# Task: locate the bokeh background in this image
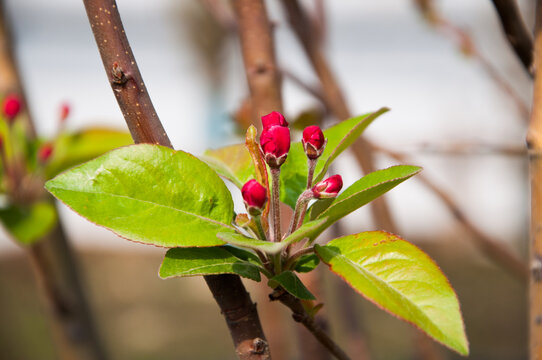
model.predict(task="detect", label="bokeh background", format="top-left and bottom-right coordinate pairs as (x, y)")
top-left (0, 0), bottom-right (532, 359)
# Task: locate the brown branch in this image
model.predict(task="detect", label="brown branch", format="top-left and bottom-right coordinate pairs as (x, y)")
top-left (271, 291), bottom-right (350, 360)
top-left (490, 0), bottom-right (534, 77)
top-left (82, 1), bottom-right (269, 359)
top-left (231, 0), bottom-right (283, 126)
top-left (376, 145), bottom-right (528, 281)
top-left (528, 2), bottom-right (542, 357)
top-left (28, 222), bottom-right (108, 360)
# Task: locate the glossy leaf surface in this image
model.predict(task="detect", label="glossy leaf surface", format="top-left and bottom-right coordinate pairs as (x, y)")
top-left (315, 231), bottom-right (468, 355)
top-left (269, 271), bottom-right (315, 300)
top-left (217, 232), bottom-right (284, 254)
top-left (46, 144), bottom-right (235, 247)
top-left (160, 247), bottom-right (261, 281)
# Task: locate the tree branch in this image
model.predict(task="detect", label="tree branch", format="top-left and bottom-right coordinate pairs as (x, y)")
top-left (376, 145), bottom-right (528, 281)
top-left (490, 0), bottom-right (534, 77)
top-left (271, 291), bottom-right (350, 360)
top-left (528, 2), bottom-right (542, 357)
top-left (82, 1), bottom-right (269, 358)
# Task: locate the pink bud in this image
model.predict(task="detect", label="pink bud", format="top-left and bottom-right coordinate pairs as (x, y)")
top-left (261, 111), bottom-right (288, 130)
top-left (242, 179), bottom-right (267, 216)
top-left (38, 143), bottom-right (54, 163)
top-left (260, 125), bottom-right (290, 168)
top-left (59, 102), bottom-right (70, 122)
top-left (312, 175), bottom-right (343, 199)
top-left (2, 94), bottom-right (22, 122)
top-left (302, 125), bottom-right (326, 159)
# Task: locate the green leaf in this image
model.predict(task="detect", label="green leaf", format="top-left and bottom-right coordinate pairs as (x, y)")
top-left (217, 232), bottom-right (285, 254)
top-left (202, 144), bottom-right (256, 188)
top-left (0, 202), bottom-right (57, 245)
top-left (45, 128), bottom-right (133, 179)
top-left (294, 254), bottom-right (320, 273)
top-left (280, 108), bottom-right (388, 208)
top-left (315, 231), bottom-right (468, 355)
top-left (160, 247), bottom-right (261, 281)
top-left (309, 165), bottom-right (421, 240)
top-left (282, 218), bottom-right (328, 245)
top-left (222, 245), bottom-right (262, 266)
top-left (313, 107), bottom-right (389, 183)
top-left (45, 144), bottom-right (235, 248)
top-left (268, 271), bottom-right (315, 300)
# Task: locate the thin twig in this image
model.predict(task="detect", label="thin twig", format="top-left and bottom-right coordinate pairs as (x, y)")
top-left (376, 144), bottom-right (528, 281)
top-left (528, 2), bottom-right (542, 357)
top-left (82, 1), bottom-right (269, 358)
top-left (490, 0), bottom-right (534, 77)
top-left (271, 291), bottom-right (350, 360)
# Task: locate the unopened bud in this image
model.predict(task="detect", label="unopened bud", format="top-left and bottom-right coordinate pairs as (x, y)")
top-left (262, 111), bottom-right (288, 130)
top-left (38, 143), bottom-right (54, 163)
top-left (242, 179), bottom-right (267, 216)
top-left (59, 102), bottom-right (70, 123)
top-left (302, 125), bottom-right (326, 159)
top-left (312, 175), bottom-right (343, 199)
top-left (2, 94), bottom-right (22, 122)
top-left (260, 125), bottom-right (290, 168)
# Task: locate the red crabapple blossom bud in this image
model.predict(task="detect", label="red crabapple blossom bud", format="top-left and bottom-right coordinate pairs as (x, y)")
top-left (2, 94), bottom-right (22, 122)
top-left (261, 111), bottom-right (288, 130)
top-left (242, 179), bottom-right (267, 216)
top-left (59, 102), bottom-right (70, 123)
top-left (302, 125), bottom-right (326, 159)
top-left (312, 175), bottom-right (343, 199)
top-left (38, 143), bottom-right (54, 163)
top-left (260, 125), bottom-right (290, 168)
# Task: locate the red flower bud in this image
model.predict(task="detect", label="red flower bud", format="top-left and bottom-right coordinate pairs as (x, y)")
top-left (312, 175), bottom-right (343, 199)
top-left (261, 111), bottom-right (288, 130)
top-left (2, 94), bottom-right (22, 122)
top-left (38, 143), bottom-right (54, 163)
top-left (260, 125), bottom-right (290, 168)
top-left (59, 102), bottom-right (70, 123)
top-left (302, 125), bottom-right (326, 159)
top-left (242, 179), bottom-right (267, 216)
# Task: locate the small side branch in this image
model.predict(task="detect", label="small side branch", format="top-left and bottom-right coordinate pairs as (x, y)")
top-left (271, 291), bottom-right (350, 360)
top-left (490, 0), bottom-right (534, 77)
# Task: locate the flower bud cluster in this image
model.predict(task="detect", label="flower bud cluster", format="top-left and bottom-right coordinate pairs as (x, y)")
top-left (241, 111), bottom-right (344, 218)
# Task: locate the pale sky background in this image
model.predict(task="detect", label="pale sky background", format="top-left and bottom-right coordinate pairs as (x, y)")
top-left (0, 0), bottom-right (533, 255)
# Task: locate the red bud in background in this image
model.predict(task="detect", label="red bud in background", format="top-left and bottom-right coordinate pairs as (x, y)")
top-left (261, 111), bottom-right (288, 130)
top-left (38, 143), bottom-right (54, 163)
top-left (312, 175), bottom-right (343, 199)
top-left (242, 179), bottom-right (267, 216)
top-left (302, 125), bottom-right (326, 159)
top-left (260, 125), bottom-right (290, 168)
top-left (59, 102), bottom-right (70, 123)
top-left (2, 94), bottom-right (22, 122)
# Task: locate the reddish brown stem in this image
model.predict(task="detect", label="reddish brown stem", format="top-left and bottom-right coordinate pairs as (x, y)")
top-left (490, 0), bottom-right (534, 77)
top-left (231, 0), bottom-right (283, 127)
top-left (529, 2), bottom-right (542, 357)
top-left (82, 1), bottom-right (269, 358)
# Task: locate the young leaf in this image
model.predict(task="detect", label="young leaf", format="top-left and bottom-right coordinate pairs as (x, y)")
top-left (45, 128), bottom-right (133, 179)
top-left (201, 144), bottom-right (255, 188)
top-left (282, 218), bottom-right (328, 245)
top-left (268, 271), bottom-right (316, 300)
top-left (46, 144), bottom-right (236, 248)
top-left (294, 254), bottom-right (320, 273)
top-left (315, 231), bottom-right (468, 355)
top-left (309, 165), bottom-right (421, 240)
top-left (280, 108), bottom-right (388, 208)
top-left (312, 107), bottom-right (389, 184)
top-left (160, 247), bottom-right (261, 282)
top-left (0, 202), bottom-right (57, 245)
top-left (217, 232), bottom-right (285, 254)
top-left (222, 244), bottom-right (262, 266)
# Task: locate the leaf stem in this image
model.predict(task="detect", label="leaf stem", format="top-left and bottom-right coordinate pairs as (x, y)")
top-left (284, 246), bottom-right (314, 271)
top-left (270, 167), bottom-right (281, 242)
top-left (307, 157), bottom-right (317, 188)
top-left (287, 189), bottom-right (313, 236)
top-left (254, 215), bottom-right (267, 240)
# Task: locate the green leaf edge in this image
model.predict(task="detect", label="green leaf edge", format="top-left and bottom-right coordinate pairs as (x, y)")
top-left (268, 271), bottom-right (316, 300)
